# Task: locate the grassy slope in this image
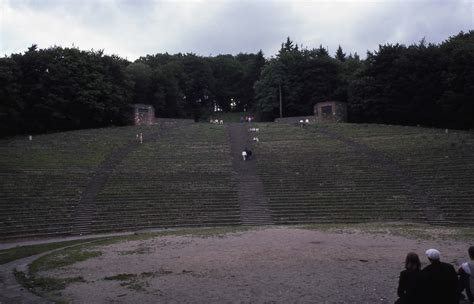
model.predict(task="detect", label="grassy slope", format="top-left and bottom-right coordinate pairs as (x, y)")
top-left (1, 122), bottom-right (473, 240)
top-left (254, 122), bottom-right (474, 224)
top-left (0, 125), bottom-right (150, 238)
top-left (324, 123), bottom-right (474, 223)
top-left (92, 123), bottom-right (240, 232)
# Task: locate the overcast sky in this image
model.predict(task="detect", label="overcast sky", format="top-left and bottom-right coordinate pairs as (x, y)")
top-left (1, 0), bottom-right (472, 60)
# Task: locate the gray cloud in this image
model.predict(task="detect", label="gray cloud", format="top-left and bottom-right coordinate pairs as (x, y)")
top-left (348, 0), bottom-right (473, 55)
top-left (1, 0), bottom-right (472, 60)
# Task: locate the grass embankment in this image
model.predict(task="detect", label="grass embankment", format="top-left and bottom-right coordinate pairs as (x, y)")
top-left (301, 222), bottom-right (474, 242)
top-left (2, 226), bottom-right (250, 265)
top-left (8, 238), bottom-right (106, 303)
top-left (0, 239), bottom-right (98, 265)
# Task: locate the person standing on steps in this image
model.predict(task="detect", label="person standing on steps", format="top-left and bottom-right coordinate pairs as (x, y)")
top-left (242, 149), bottom-right (247, 161)
top-left (244, 148), bottom-right (252, 160)
top-left (136, 133), bottom-right (143, 143)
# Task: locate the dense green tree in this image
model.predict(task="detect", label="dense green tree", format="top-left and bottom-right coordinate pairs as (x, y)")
top-left (235, 51), bottom-right (266, 111)
top-left (126, 62), bottom-right (153, 105)
top-left (180, 54), bottom-right (215, 121)
top-left (1, 46), bottom-right (132, 135)
top-left (335, 45), bottom-right (346, 62)
top-left (254, 59), bottom-right (286, 119)
top-left (150, 62), bottom-right (186, 118)
top-left (0, 57), bottom-right (23, 136)
top-left (133, 52), bottom-right (264, 119)
top-left (346, 31), bottom-right (474, 128)
top-left (255, 38), bottom-right (344, 119)
top-left (210, 55), bottom-right (244, 112)
top-left (437, 31), bottom-right (474, 128)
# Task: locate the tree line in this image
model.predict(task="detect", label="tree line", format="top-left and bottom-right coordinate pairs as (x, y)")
top-left (255, 32), bottom-right (473, 129)
top-left (0, 46), bottom-right (265, 137)
top-left (0, 31), bottom-right (472, 137)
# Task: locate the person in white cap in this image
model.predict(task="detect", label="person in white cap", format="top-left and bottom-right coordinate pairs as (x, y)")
top-left (420, 248), bottom-right (459, 304)
top-left (458, 246), bottom-right (474, 303)
top-left (426, 248), bottom-right (441, 260)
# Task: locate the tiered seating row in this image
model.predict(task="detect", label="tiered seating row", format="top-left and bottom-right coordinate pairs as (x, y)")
top-left (254, 123), bottom-right (427, 224)
top-left (90, 124), bottom-right (241, 233)
top-left (0, 126), bottom-right (146, 239)
top-left (314, 123), bottom-right (474, 225)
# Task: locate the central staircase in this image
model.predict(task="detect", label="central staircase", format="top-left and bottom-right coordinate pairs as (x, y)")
top-left (227, 123), bottom-right (273, 226)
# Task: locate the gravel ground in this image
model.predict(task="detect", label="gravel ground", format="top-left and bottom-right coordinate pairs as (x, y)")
top-left (42, 227), bottom-right (470, 304)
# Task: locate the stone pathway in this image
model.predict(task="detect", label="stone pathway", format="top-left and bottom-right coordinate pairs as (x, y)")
top-left (227, 123), bottom-right (273, 225)
top-left (73, 141), bottom-right (142, 235)
top-left (0, 255), bottom-right (51, 304)
top-left (73, 124), bottom-right (173, 235)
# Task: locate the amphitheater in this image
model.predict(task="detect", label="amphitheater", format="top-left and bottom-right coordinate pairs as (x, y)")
top-left (1, 120), bottom-right (473, 303)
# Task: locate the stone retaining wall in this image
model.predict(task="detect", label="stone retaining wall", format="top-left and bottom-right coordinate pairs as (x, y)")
top-left (274, 116), bottom-right (316, 124)
top-left (154, 118), bottom-right (195, 124)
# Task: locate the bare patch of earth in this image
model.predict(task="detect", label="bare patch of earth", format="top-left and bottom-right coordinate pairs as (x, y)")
top-left (40, 227), bottom-right (470, 304)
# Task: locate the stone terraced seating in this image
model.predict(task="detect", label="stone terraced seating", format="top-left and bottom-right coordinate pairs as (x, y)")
top-left (0, 126), bottom-right (144, 240)
top-left (2, 120), bottom-right (471, 240)
top-left (254, 123), bottom-right (428, 225)
top-left (90, 123), bottom-right (241, 233)
top-left (322, 123), bottom-right (474, 225)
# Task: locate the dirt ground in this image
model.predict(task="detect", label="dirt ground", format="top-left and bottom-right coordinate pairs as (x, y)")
top-left (42, 227), bottom-right (471, 304)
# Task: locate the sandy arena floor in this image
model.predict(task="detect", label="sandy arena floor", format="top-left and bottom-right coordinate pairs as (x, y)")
top-left (41, 227), bottom-right (471, 304)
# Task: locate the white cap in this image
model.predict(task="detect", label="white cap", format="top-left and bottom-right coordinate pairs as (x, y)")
top-left (425, 249), bottom-right (440, 260)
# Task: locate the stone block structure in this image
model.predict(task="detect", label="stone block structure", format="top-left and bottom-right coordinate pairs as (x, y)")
top-left (134, 104), bottom-right (155, 125)
top-left (314, 101), bottom-right (347, 123)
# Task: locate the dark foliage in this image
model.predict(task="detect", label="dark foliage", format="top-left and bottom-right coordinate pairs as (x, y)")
top-left (0, 46), bottom-right (132, 136)
top-left (348, 32), bottom-right (474, 128)
top-left (254, 38), bottom-right (349, 119)
top-left (0, 47), bottom-right (265, 135)
top-left (255, 32), bottom-right (474, 129)
top-left (134, 52), bottom-right (265, 121)
top-left (1, 31), bottom-right (472, 136)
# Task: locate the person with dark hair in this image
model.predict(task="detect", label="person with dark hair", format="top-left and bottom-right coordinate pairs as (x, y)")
top-left (396, 252), bottom-right (422, 304)
top-left (420, 248), bottom-right (459, 304)
top-left (458, 246), bottom-right (474, 303)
